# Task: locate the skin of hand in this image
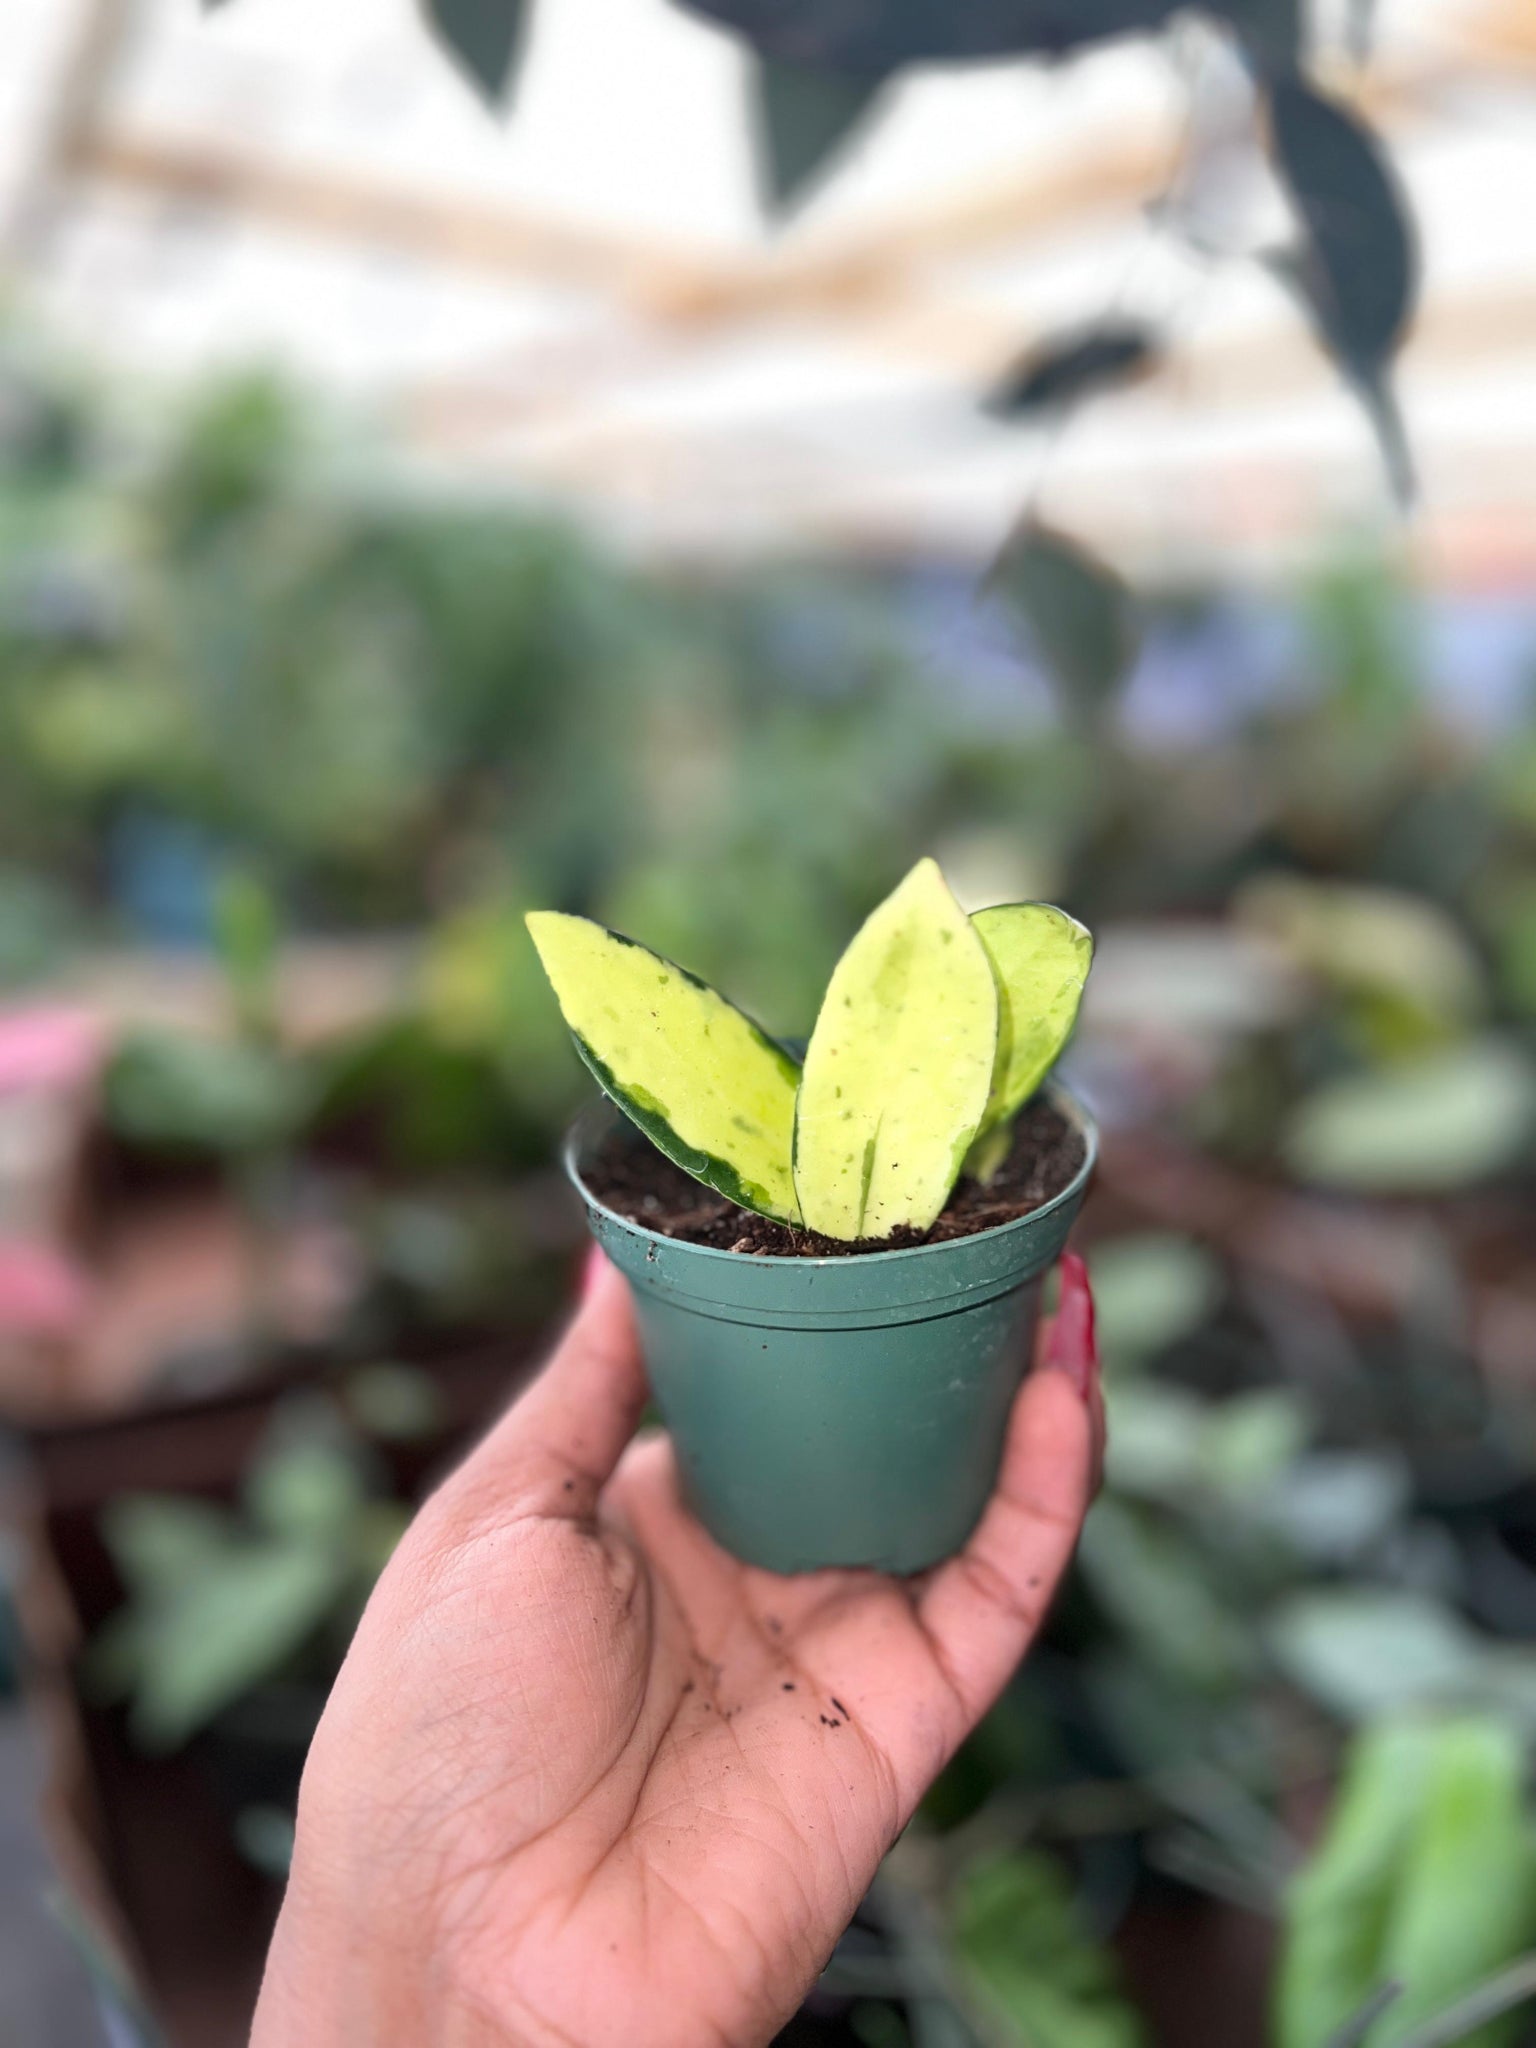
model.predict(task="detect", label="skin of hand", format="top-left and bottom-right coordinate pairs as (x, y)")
top-left (252, 1250), bottom-right (1104, 2048)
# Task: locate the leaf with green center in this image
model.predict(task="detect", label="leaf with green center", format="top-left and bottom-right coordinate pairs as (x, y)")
top-left (965, 901), bottom-right (1092, 1181)
top-left (793, 859), bottom-right (997, 1240)
top-left (526, 911), bottom-right (801, 1222)
top-left (1277, 1717), bottom-right (1536, 2048)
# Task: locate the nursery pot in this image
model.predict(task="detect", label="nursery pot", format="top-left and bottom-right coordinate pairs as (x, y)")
top-left (564, 1085), bottom-right (1097, 1575)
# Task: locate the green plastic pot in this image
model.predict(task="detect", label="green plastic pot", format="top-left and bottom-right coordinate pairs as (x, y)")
top-left (564, 1084), bottom-right (1097, 1576)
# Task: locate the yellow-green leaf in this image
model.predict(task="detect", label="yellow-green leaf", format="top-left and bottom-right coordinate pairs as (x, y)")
top-left (966, 901), bottom-right (1093, 1181)
top-left (793, 858), bottom-right (997, 1240)
top-left (525, 911), bottom-right (801, 1223)
top-left (1277, 1717), bottom-right (1536, 2048)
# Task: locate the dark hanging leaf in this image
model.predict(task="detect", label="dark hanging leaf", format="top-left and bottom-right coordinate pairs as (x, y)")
top-left (422, 0), bottom-right (528, 105)
top-left (1220, 0), bottom-right (1303, 73)
top-left (752, 59), bottom-right (887, 213)
top-left (673, 0), bottom-right (1184, 72)
top-left (1267, 80), bottom-right (1415, 376)
top-left (1266, 78), bottom-right (1418, 501)
top-left (986, 321), bottom-right (1159, 419)
top-left (990, 521), bottom-right (1139, 719)
top-left (1357, 377), bottom-right (1416, 508)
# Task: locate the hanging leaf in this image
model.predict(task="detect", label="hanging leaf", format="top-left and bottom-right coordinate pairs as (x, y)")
top-left (422, 0), bottom-right (529, 106)
top-left (990, 522), bottom-right (1139, 722)
top-left (1277, 1718), bottom-right (1536, 2048)
top-left (752, 59), bottom-right (888, 213)
top-left (1268, 81), bottom-right (1414, 375)
top-left (986, 322), bottom-right (1160, 419)
top-left (1265, 79), bottom-right (1418, 500)
top-left (673, 0), bottom-right (1183, 71)
top-left (1221, 0), bottom-right (1303, 73)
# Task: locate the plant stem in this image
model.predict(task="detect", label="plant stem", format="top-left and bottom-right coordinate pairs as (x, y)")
top-left (1393, 1954), bottom-right (1536, 2048)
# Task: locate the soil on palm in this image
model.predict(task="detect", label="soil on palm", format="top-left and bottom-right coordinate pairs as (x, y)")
top-left (583, 1096), bottom-right (1087, 1257)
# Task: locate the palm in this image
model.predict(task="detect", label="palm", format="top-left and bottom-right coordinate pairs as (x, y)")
top-left (256, 1260), bottom-right (1096, 2048)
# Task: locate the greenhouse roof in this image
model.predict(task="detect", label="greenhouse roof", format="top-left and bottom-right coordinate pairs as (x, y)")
top-left (6, 0), bottom-right (1536, 578)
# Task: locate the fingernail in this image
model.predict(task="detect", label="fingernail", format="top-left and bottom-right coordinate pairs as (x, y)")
top-left (580, 1241), bottom-right (609, 1301)
top-left (1045, 1251), bottom-right (1099, 1403)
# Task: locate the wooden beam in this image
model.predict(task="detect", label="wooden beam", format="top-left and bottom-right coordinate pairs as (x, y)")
top-left (64, 125), bottom-right (716, 317)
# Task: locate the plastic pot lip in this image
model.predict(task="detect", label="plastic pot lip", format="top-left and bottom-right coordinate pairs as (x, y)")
top-left (562, 1079), bottom-right (1098, 1273)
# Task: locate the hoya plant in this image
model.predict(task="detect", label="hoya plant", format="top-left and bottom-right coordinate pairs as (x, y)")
top-left (527, 857), bottom-right (1092, 1241)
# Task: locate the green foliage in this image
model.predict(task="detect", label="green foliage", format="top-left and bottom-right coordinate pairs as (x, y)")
top-left (1085, 1234), bottom-right (1223, 1370)
top-left (1269, 1590), bottom-right (1536, 1730)
top-left (91, 1397), bottom-right (409, 1751)
top-left (213, 870), bottom-right (282, 1039)
top-left (1282, 1041), bottom-right (1536, 1193)
top-left (1277, 1718), bottom-right (1536, 2047)
top-left (105, 1029), bottom-right (309, 1157)
top-left (952, 1850), bottom-right (1145, 2048)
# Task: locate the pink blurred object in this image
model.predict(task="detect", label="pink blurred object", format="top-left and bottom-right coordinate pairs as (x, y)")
top-left (0, 1241), bottom-right (91, 1338)
top-left (0, 1006), bottom-right (104, 1095)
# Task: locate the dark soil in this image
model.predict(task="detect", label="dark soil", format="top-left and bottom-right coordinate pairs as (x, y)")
top-left (584, 1097), bottom-right (1086, 1257)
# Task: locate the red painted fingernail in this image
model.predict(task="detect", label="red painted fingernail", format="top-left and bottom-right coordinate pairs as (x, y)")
top-left (580, 1241), bottom-right (608, 1301)
top-left (1045, 1251), bottom-right (1099, 1403)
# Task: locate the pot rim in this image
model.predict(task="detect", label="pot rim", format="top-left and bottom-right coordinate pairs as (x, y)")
top-left (563, 1078), bottom-right (1098, 1269)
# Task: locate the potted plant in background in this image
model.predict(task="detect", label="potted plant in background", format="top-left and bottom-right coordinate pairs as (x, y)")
top-left (529, 856), bottom-right (1095, 1574)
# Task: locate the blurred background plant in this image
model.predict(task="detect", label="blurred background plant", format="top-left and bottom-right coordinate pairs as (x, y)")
top-left (1, 0), bottom-right (1535, 2043)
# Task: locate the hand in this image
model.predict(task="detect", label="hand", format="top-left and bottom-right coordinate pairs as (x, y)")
top-left (252, 1252), bottom-right (1103, 2048)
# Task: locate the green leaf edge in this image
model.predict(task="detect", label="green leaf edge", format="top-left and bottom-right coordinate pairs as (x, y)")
top-left (543, 920), bottom-right (804, 1225)
top-left (966, 901), bottom-right (1094, 1183)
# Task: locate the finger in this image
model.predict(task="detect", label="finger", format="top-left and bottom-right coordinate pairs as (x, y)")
top-left (443, 1252), bottom-right (648, 1524)
top-left (914, 1352), bottom-right (1094, 1726)
top-left (1043, 1252), bottom-right (1105, 1491)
